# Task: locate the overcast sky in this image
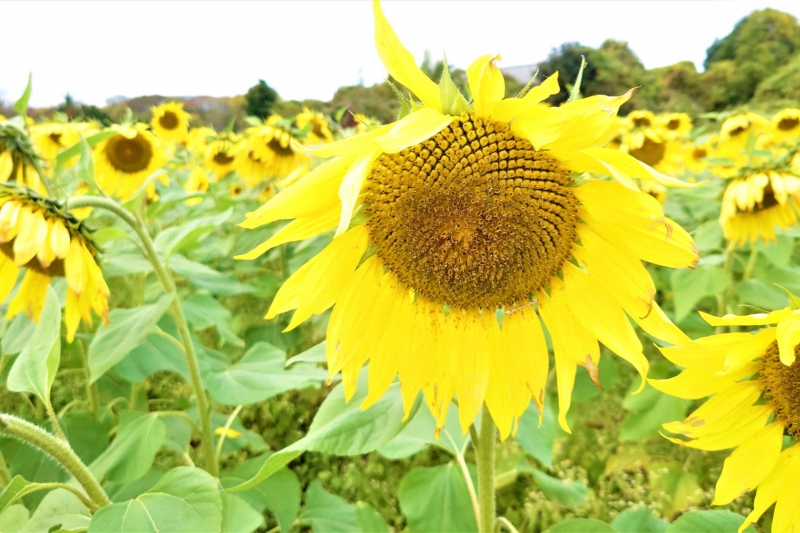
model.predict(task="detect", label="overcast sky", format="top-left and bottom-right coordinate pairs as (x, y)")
top-left (2, 1), bottom-right (799, 109)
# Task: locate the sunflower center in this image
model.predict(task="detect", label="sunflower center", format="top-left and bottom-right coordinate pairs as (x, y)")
top-left (633, 117), bottom-right (651, 128)
top-left (692, 147), bottom-right (707, 161)
top-left (737, 184), bottom-right (780, 213)
top-left (159, 111), bottom-right (180, 130)
top-left (729, 126), bottom-right (746, 138)
top-left (629, 137), bottom-right (665, 167)
top-left (760, 341), bottom-right (800, 437)
top-left (105, 134), bottom-right (154, 173)
top-left (267, 137), bottom-right (294, 157)
top-left (667, 119), bottom-right (680, 130)
top-left (213, 151), bottom-right (234, 165)
top-left (364, 114), bottom-right (578, 310)
top-left (778, 117), bottom-right (799, 131)
top-left (0, 240), bottom-right (65, 277)
top-left (49, 133), bottom-right (63, 146)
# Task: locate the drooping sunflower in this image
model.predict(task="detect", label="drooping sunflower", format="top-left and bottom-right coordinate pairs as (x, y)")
top-left (718, 112), bottom-right (768, 155)
top-left (653, 305), bottom-right (800, 533)
top-left (237, 0), bottom-right (699, 438)
top-left (295, 107), bottom-right (334, 145)
top-left (0, 184), bottom-right (109, 342)
top-left (624, 110), bottom-right (661, 150)
top-left (719, 170), bottom-right (800, 246)
top-left (150, 102), bottom-right (191, 143)
top-left (0, 119), bottom-right (45, 193)
top-left (94, 124), bottom-right (166, 200)
top-left (204, 134), bottom-right (240, 179)
top-left (768, 108), bottom-right (800, 147)
top-left (237, 125), bottom-right (309, 187)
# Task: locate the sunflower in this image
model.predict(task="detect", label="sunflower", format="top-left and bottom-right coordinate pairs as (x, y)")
top-left (0, 184), bottom-right (109, 342)
top-left (30, 122), bottom-right (80, 164)
top-left (624, 110), bottom-right (662, 150)
top-left (237, 0), bottom-right (699, 438)
top-left (230, 182), bottom-right (244, 198)
top-left (653, 305), bottom-right (800, 533)
top-left (719, 170), bottom-right (800, 246)
top-left (767, 108), bottom-right (800, 147)
top-left (237, 125), bottom-right (309, 187)
top-left (184, 167), bottom-right (210, 206)
top-left (150, 102), bottom-right (191, 143)
top-left (657, 112), bottom-right (692, 140)
top-left (204, 134), bottom-right (240, 179)
top-left (295, 107), bottom-right (334, 145)
top-left (94, 124), bottom-right (166, 200)
top-left (683, 135), bottom-right (717, 174)
top-left (718, 113), bottom-right (768, 155)
top-left (0, 119), bottom-right (45, 193)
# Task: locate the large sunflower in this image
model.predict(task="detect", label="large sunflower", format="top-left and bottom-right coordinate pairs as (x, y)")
top-left (0, 184), bottom-right (109, 342)
top-left (654, 306), bottom-right (800, 533)
top-left (237, 125), bottom-right (309, 187)
top-left (95, 124), bottom-right (166, 200)
top-left (719, 170), bottom-right (800, 246)
top-left (295, 107), bottom-right (334, 145)
top-left (238, 0), bottom-right (699, 438)
top-left (150, 102), bottom-right (191, 143)
top-left (767, 108), bottom-right (800, 147)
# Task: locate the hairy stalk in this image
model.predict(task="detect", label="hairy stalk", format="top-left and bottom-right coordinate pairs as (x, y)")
top-left (67, 195), bottom-right (219, 477)
top-left (44, 400), bottom-right (68, 442)
top-left (477, 405), bottom-right (496, 533)
top-left (0, 414), bottom-right (110, 508)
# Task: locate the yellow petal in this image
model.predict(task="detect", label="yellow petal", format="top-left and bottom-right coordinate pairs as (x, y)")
top-left (713, 422), bottom-right (784, 505)
top-left (776, 316), bottom-right (800, 365)
top-left (649, 369), bottom-right (739, 400)
top-left (236, 207), bottom-right (339, 260)
top-left (375, 108), bottom-right (452, 154)
top-left (633, 300), bottom-right (693, 348)
top-left (65, 288), bottom-right (80, 343)
top-left (312, 124), bottom-right (394, 158)
top-left (451, 311), bottom-right (492, 434)
top-left (51, 219), bottom-right (71, 259)
top-left (582, 148), bottom-right (698, 188)
top-left (0, 256), bottom-right (20, 303)
top-left (723, 327), bottom-right (776, 374)
top-left (372, 0), bottom-right (440, 111)
top-left (466, 54), bottom-right (505, 117)
top-left (742, 444), bottom-right (800, 533)
top-left (13, 210), bottom-right (48, 266)
top-left (699, 308), bottom-right (792, 327)
top-left (64, 238), bottom-right (86, 294)
top-left (7, 270), bottom-right (50, 322)
top-left (659, 333), bottom-right (751, 373)
top-left (488, 73), bottom-right (560, 123)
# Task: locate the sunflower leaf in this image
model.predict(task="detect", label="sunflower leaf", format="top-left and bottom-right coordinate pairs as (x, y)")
top-left (386, 80), bottom-right (412, 120)
top-left (13, 74), bottom-right (32, 117)
top-left (567, 56), bottom-right (587, 103)
top-left (439, 56), bottom-right (470, 116)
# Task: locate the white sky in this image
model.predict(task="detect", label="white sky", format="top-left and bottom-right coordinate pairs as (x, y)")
top-left (2, 1), bottom-right (799, 109)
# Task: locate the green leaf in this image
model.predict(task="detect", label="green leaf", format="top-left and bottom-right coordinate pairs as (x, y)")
top-left (75, 133), bottom-right (97, 190)
top-left (356, 501), bottom-right (390, 533)
top-left (104, 468), bottom-right (166, 503)
top-left (620, 384), bottom-right (690, 442)
top-left (114, 316), bottom-right (188, 383)
top-left (22, 489), bottom-right (91, 533)
top-left (387, 80), bottom-right (413, 120)
top-left (181, 293), bottom-right (243, 347)
top-left (56, 130), bottom-right (117, 167)
top-left (7, 287), bottom-right (61, 402)
top-left (285, 342), bottom-right (327, 367)
top-left (0, 476), bottom-right (35, 516)
top-left (221, 493), bottom-right (264, 533)
top-left (89, 467), bottom-right (223, 533)
top-left (776, 284), bottom-right (800, 310)
top-left (665, 510), bottom-right (756, 533)
top-left (671, 266), bottom-right (730, 321)
top-left (206, 342), bottom-right (326, 406)
top-left (398, 463), bottom-right (477, 533)
top-left (13, 74), bottom-right (32, 116)
top-left (516, 461), bottom-right (588, 508)
top-left (300, 481), bottom-right (360, 533)
top-left (90, 227), bottom-right (130, 246)
top-left (89, 411), bottom-right (167, 483)
top-left (572, 356), bottom-right (619, 404)
top-left (161, 414), bottom-right (192, 454)
top-left (220, 460), bottom-right (301, 533)
top-left (611, 506), bottom-right (669, 533)
top-left (514, 401), bottom-right (561, 468)
top-left (62, 411), bottom-right (112, 464)
top-left (0, 504), bottom-right (28, 533)
top-left (226, 377), bottom-right (418, 492)
top-left (378, 403), bottom-right (466, 459)
top-left (546, 518), bottom-right (616, 532)
top-left (154, 209), bottom-right (232, 260)
top-left (1, 314), bottom-right (34, 356)
top-left (757, 234), bottom-right (794, 267)
top-left (170, 255), bottom-right (254, 296)
top-left (568, 56), bottom-right (587, 103)
top-left (88, 293), bottom-right (175, 383)
top-left (0, 435), bottom-right (68, 508)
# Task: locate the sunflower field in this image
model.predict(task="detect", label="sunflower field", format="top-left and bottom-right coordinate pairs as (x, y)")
top-left (2, 3), bottom-right (800, 533)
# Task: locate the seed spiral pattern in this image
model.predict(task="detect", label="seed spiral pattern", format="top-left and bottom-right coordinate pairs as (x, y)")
top-left (364, 114), bottom-right (578, 310)
top-left (760, 341), bottom-right (800, 437)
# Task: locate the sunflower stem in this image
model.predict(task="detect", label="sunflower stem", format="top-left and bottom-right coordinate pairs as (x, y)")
top-left (29, 156), bottom-right (56, 198)
top-left (477, 405), bottom-right (496, 533)
top-left (743, 245), bottom-right (758, 283)
top-left (75, 328), bottom-right (101, 418)
top-left (44, 399), bottom-right (68, 442)
top-left (0, 414), bottom-right (111, 508)
top-left (66, 195), bottom-right (219, 477)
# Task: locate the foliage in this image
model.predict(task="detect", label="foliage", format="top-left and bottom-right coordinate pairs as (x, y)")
top-left (244, 79), bottom-right (279, 119)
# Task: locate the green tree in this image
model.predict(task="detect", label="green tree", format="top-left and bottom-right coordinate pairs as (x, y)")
top-left (244, 79), bottom-right (279, 119)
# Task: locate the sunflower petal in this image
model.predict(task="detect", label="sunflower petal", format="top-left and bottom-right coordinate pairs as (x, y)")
top-left (375, 108), bottom-right (453, 154)
top-left (467, 54), bottom-right (505, 117)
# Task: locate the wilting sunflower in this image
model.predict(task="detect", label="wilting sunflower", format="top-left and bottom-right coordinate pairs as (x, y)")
top-left (0, 119), bottom-right (45, 193)
top-left (0, 184), bottom-right (109, 342)
top-left (624, 110), bottom-right (661, 150)
top-left (150, 102), bottom-right (191, 143)
top-left (95, 124), bottom-right (166, 200)
top-left (718, 112), bottom-right (768, 155)
top-left (237, 125), bottom-right (309, 187)
top-left (204, 134), bottom-right (240, 179)
top-left (653, 305), bottom-right (800, 533)
top-left (237, 0), bottom-right (698, 438)
top-left (719, 170), bottom-right (800, 246)
top-left (768, 108), bottom-right (800, 147)
top-left (295, 107), bottom-right (334, 145)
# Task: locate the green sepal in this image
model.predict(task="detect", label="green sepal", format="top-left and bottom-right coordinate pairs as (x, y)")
top-left (567, 56), bottom-right (587, 103)
top-left (775, 284), bottom-right (800, 310)
top-left (438, 56), bottom-right (470, 115)
top-left (387, 80), bottom-right (413, 120)
top-left (517, 69), bottom-right (540, 99)
top-left (13, 74), bottom-right (32, 117)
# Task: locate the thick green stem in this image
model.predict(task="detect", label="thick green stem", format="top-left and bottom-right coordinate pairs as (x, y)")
top-left (0, 450), bottom-right (11, 487)
top-left (743, 245), bottom-right (758, 283)
top-left (0, 414), bottom-right (110, 508)
top-left (44, 400), bottom-right (67, 442)
top-left (67, 196), bottom-right (219, 477)
top-left (477, 405), bottom-right (496, 533)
